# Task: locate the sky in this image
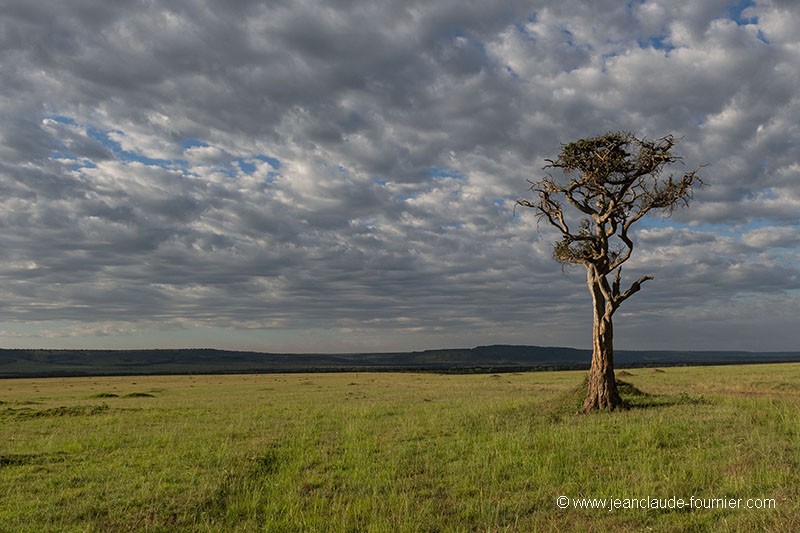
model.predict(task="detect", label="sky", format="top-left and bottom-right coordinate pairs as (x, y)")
top-left (0, 0), bottom-right (798, 353)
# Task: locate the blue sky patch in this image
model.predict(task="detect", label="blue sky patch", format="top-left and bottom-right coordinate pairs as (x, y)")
top-left (728, 0), bottom-right (757, 25)
top-left (181, 138), bottom-right (209, 149)
top-left (254, 154), bottom-right (281, 169)
top-left (86, 125), bottom-right (188, 171)
top-left (45, 114), bottom-right (78, 126)
top-left (237, 159), bottom-right (257, 174)
top-left (638, 35), bottom-right (673, 52)
top-left (426, 167), bottom-right (466, 180)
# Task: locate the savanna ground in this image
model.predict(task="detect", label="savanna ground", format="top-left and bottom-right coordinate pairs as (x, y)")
top-left (1, 364), bottom-right (798, 532)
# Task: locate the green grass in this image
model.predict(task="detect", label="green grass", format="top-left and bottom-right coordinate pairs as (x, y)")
top-left (1, 365), bottom-right (799, 531)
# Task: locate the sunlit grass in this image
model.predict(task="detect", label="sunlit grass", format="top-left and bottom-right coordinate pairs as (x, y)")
top-left (1, 365), bottom-right (799, 531)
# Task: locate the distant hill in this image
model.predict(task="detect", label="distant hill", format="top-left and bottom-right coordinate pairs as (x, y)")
top-left (2, 345), bottom-right (800, 378)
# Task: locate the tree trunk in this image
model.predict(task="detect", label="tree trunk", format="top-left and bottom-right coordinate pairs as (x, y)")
top-left (580, 270), bottom-right (623, 412)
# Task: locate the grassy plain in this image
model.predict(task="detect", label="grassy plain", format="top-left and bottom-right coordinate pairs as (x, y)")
top-left (1, 364), bottom-right (799, 531)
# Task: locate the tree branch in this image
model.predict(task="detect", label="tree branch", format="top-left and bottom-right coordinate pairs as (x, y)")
top-left (608, 223), bottom-right (634, 272)
top-left (612, 268), bottom-right (622, 298)
top-left (516, 195), bottom-right (569, 235)
top-left (614, 275), bottom-right (654, 307)
top-left (565, 181), bottom-right (599, 216)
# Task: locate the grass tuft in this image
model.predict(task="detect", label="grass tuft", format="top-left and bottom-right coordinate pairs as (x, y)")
top-left (123, 392), bottom-right (156, 398)
top-left (3, 404), bottom-right (110, 419)
top-left (616, 378), bottom-right (648, 397)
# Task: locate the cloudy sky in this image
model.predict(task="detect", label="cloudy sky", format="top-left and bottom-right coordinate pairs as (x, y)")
top-left (1, 0), bottom-right (798, 353)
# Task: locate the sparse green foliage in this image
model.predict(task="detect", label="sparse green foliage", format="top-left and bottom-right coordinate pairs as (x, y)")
top-left (554, 218), bottom-right (596, 264)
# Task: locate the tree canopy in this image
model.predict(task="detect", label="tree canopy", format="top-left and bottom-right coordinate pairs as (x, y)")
top-left (518, 132), bottom-right (702, 316)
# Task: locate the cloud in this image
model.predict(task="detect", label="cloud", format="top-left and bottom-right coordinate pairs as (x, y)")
top-left (0, 0), bottom-right (799, 351)
top-left (741, 225), bottom-right (800, 249)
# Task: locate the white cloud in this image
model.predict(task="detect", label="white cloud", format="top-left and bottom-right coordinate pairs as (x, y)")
top-left (741, 225), bottom-right (800, 249)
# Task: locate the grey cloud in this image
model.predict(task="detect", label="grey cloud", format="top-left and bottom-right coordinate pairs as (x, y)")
top-left (0, 0), bottom-right (799, 351)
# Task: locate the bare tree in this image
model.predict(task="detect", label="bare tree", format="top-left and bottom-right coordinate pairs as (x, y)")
top-left (517, 132), bottom-right (703, 412)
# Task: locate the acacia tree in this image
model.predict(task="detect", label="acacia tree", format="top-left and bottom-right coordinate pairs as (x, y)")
top-left (517, 132), bottom-right (702, 412)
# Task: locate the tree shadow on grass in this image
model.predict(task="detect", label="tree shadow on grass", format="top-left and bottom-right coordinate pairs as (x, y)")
top-left (617, 378), bottom-right (707, 410)
top-left (545, 378), bottom-right (706, 419)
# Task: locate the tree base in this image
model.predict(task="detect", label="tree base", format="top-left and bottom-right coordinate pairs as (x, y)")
top-left (579, 376), bottom-right (625, 413)
top-left (579, 395), bottom-right (625, 413)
